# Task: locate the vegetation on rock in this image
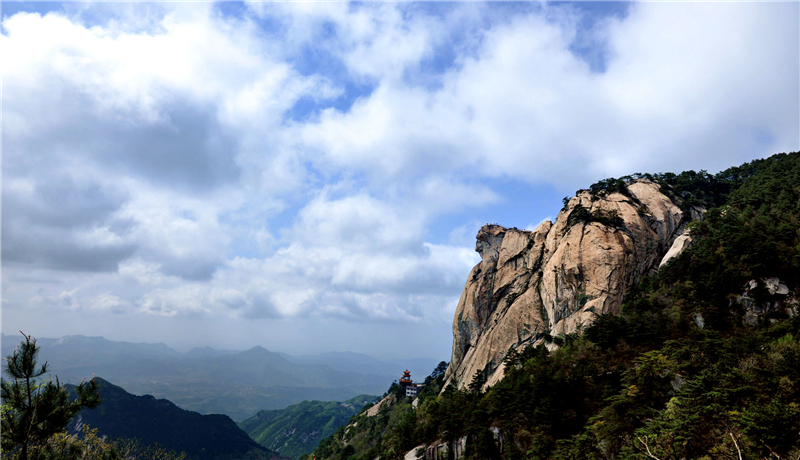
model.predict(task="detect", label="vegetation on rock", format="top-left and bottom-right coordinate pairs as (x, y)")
top-left (567, 204), bottom-right (624, 228)
top-left (310, 152), bottom-right (800, 460)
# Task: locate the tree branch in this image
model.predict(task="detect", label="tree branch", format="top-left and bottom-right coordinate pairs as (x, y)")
top-left (637, 436), bottom-right (662, 460)
top-left (729, 432), bottom-right (742, 460)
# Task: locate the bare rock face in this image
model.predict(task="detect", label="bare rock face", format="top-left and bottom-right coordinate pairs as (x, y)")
top-left (364, 394), bottom-right (395, 417)
top-left (659, 231), bottom-right (693, 268)
top-left (445, 180), bottom-right (699, 390)
top-left (738, 277), bottom-right (797, 326)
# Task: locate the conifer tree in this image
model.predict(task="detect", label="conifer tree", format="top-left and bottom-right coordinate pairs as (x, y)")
top-left (1, 332), bottom-right (101, 460)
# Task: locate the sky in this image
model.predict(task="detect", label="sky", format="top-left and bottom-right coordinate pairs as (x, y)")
top-left (1, 1), bottom-right (798, 360)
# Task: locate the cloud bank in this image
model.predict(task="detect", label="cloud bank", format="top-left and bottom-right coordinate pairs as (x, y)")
top-left (2, 2), bottom-right (797, 353)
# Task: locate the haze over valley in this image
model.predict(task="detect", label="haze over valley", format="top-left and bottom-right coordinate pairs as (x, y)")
top-left (0, 333), bottom-right (436, 421)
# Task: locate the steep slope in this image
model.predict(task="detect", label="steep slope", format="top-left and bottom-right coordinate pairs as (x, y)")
top-left (67, 378), bottom-right (284, 460)
top-left (447, 180), bottom-right (702, 389)
top-left (239, 395), bottom-right (377, 459)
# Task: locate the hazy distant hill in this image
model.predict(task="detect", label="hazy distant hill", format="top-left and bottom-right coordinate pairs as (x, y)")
top-left (54, 346), bottom-right (388, 420)
top-left (0, 333), bottom-right (180, 369)
top-left (239, 394), bottom-right (377, 459)
top-left (1, 333), bottom-right (58, 355)
top-left (1, 334), bottom-right (435, 420)
top-left (285, 351), bottom-right (438, 383)
top-left (184, 345), bottom-right (238, 359)
top-left (67, 378), bottom-right (286, 460)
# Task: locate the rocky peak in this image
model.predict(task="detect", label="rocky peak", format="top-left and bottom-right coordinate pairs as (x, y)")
top-left (445, 180), bottom-right (702, 390)
top-left (475, 224), bottom-right (507, 261)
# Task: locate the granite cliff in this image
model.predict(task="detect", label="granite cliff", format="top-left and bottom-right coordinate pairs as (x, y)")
top-left (445, 180), bottom-right (704, 390)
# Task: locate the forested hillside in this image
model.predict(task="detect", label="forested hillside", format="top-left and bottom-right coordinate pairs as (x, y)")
top-left (240, 395), bottom-right (377, 459)
top-left (311, 152), bottom-right (800, 460)
top-left (67, 378), bottom-right (280, 460)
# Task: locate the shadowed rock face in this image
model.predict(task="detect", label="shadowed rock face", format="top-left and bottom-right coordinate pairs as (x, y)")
top-left (445, 180), bottom-right (702, 390)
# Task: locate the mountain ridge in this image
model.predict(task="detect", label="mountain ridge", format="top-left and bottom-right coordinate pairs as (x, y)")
top-left (1, 333), bottom-right (434, 420)
top-left (239, 394), bottom-right (378, 459)
top-left (66, 377), bottom-right (287, 460)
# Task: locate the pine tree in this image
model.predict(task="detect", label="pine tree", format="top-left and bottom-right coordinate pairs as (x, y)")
top-left (1, 332), bottom-right (101, 460)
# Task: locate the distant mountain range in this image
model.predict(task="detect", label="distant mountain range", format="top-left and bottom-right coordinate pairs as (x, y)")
top-left (284, 351), bottom-right (440, 381)
top-left (239, 394), bottom-right (378, 459)
top-left (66, 378), bottom-right (288, 460)
top-left (184, 345), bottom-right (239, 359)
top-left (0, 333), bottom-right (181, 368)
top-left (1, 333), bottom-right (439, 420)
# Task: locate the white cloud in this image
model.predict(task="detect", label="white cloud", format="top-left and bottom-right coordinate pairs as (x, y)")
top-left (2, 1), bottom-right (797, 354)
top-left (87, 293), bottom-right (131, 313)
top-left (299, 2), bottom-right (798, 189)
top-left (246, 2), bottom-right (449, 82)
top-left (526, 216), bottom-right (554, 232)
top-left (118, 259), bottom-right (169, 287)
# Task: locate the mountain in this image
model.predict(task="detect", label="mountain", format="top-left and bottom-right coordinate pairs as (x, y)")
top-left (1, 334), bottom-right (424, 420)
top-left (1, 332), bottom-right (438, 420)
top-left (285, 351), bottom-right (439, 384)
top-left (56, 346), bottom-right (389, 420)
top-left (67, 377), bottom-right (287, 460)
top-left (202, 346), bottom-right (381, 387)
top-left (239, 394), bottom-right (378, 459)
top-left (1, 333), bottom-right (57, 357)
top-left (445, 178), bottom-right (702, 389)
top-left (1, 334), bottom-right (181, 371)
top-left (310, 152), bottom-right (800, 460)
top-left (185, 346), bottom-right (239, 359)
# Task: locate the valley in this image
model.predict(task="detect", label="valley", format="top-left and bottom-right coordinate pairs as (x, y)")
top-left (0, 333), bottom-right (437, 421)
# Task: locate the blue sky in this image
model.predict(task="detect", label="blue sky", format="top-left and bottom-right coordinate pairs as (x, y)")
top-left (2, 1), bottom-right (798, 360)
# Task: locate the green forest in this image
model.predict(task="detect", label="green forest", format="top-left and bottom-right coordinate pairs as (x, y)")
top-left (239, 395), bottom-right (377, 459)
top-left (311, 152), bottom-right (800, 460)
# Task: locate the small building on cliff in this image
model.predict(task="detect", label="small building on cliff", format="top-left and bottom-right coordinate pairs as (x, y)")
top-left (399, 370), bottom-right (420, 397)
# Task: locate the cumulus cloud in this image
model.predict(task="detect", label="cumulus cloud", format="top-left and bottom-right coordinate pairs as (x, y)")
top-left (2, 1), bottom-right (797, 355)
top-left (299, 2), bottom-right (798, 189)
top-left (2, 5), bottom-right (321, 279)
top-left (2, 176), bottom-right (134, 271)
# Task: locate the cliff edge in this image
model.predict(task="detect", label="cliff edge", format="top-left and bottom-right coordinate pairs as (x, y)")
top-left (445, 180), bottom-right (703, 390)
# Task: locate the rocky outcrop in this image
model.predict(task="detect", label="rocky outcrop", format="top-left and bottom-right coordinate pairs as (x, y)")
top-left (445, 180), bottom-right (702, 390)
top-left (405, 445), bottom-right (426, 460)
top-left (659, 231), bottom-right (693, 268)
top-left (738, 277), bottom-right (798, 326)
top-left (364, 394), bottom-right (395, 417)
top-left (409, 437), bottom-right (466, 460)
